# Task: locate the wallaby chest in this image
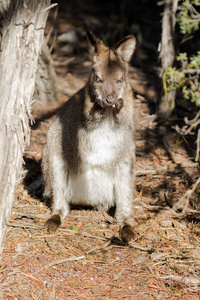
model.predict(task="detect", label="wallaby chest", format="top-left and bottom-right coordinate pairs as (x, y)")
top-left (79, 110), bottom-right (127, 168)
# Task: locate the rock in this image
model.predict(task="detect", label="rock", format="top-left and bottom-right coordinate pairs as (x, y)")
top-left (58, 28), bottom-right (78, 44)
top-left (160, 220), bottom-right (172, 227)
top-left (57, 28), bottom-right (79, 55)
top-left (153, 292), bottom-right (158, 298)
top-left (192, 248), bottom-right (200, 260)
top-left (15, 243), bottom-right (22, 252)
top-left (132, 254), bottom-right (147, 265)
top-left (112, 224), bottom-right (120, 232)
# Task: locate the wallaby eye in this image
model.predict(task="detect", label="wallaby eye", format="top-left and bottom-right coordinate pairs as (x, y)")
top-left (117, 77), bottom-right (123, 83)
top-left (96, 76), bottom-right (103, 83)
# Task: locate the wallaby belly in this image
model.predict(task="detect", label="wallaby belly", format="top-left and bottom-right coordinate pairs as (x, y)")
top-left (67, 167), bottom-right (115, 210)
top-left (67, 118), bottom-right (127, 209)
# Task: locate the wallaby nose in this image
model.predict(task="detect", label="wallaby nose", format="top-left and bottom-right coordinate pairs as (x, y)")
top-left (106, 95), bottom-right (115, 105)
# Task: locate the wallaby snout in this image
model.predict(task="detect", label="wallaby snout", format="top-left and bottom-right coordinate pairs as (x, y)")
top-left (106, 95), bottom-right (115, 105)
top-left (103, 84), bottom-right (119, 107)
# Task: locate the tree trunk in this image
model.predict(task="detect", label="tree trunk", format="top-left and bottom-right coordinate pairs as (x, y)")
top-left (0, 0), bottom-right (51, 254)
top-left (157, 0), bottom-right (178, 119)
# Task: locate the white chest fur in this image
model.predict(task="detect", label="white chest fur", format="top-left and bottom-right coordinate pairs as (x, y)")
top-left (68, 113), bottom-right (126, 209)
top-left (79, 113), bottom-right (124, 167)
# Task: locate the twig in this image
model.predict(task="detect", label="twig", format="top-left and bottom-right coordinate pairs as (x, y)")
top-left (174, 111), bottom-right (200, 161)
top-left (102, 211), bottom-right (114, 224)
top-left (147, 265), bottom-right (155, 275)
top-left (174, 177), bottom-right (200, 213)
top-left (32, 233), bottom-right (61, 239)
top-left (52, 57), bottom-right (75, 67)
top-left (8, 270), bottom-right (41, 282)
top-left (44, 237), bottom-right (53, 251)
top-left (80, 233), bottom-right (107, 241)
top-left (175, 113), bottom-right (200, 135)
top-left (51, 277), bottom-right (56, 300)
top-left (183, 69), bottom-right (200, 74)
top-left (180, 207), bottom-right (200, 216)
top-left (129, 222), bottom-right (156, 252)
top-left (42, 254), bottom-right (86, 270)
top-left (45, 5), bottom-right (58, 45)
top-left (36, 290), bottom-right (43, 300)
top-left (136, 162), bottom-right (197, 176)
top-left (159, 275), bottom-right (200, 290)
top-left (49, 31), bottom-right (57, 54)
top-left (32, 230), bottom-right (108, 241)
top-left (85, 240), bottom-right (111, 255)
top-left (40, 240), bottom-right (111, 271)
top-left (129, 244), bottom-right (152, 252)
top-left (195, 128), bottom-right (200, 161)
top-left (8, 222), bottom-right (42, 229)
top-left (41, 3), bottom-right (58, 12)
top-left (14, 212), bottom-right (50, 219)
top-left (140, 202), bottom-right (170, 212)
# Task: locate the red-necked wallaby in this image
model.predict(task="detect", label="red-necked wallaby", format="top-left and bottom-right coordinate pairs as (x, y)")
top-left (42, 31), bottom-right (136, 242)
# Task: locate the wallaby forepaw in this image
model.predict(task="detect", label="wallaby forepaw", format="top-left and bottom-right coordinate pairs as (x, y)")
top-left (45, 214), bottom-right (61, 233)
top-left (120, 224), bottom-right (135, 243)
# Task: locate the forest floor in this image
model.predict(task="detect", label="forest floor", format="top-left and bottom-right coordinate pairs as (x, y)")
top-left (1, 2), bottom-right (200, 299)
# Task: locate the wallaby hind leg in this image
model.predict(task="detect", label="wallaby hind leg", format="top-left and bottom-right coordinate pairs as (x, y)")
top-left (45, 153), bottom-right (70, 233)
top-left (115, 160), bottom-right (135, 243)
top-left (43, 125), bottom-right (70, 233)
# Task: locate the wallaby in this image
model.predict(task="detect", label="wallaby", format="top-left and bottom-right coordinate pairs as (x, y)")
top-left (42, 31), bottom-right (136, 242)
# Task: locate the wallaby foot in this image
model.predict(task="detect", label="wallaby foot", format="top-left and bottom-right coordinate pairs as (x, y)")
top-left (120, 224), bottom-right (135, 243)
top-left (45, 214), bottom-right (61, 233)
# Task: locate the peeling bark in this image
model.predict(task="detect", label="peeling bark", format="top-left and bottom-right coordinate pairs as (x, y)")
top-left (33, 42), bottom-right (58, 111)
top-left (0, 0), bottom-right (51, 254)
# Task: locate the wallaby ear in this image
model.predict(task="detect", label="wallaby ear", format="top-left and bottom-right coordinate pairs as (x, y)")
top-left (86, 31), bottom-right (102, 54)
top-left (113, 35), bottom-right (136, 63)
top-left (87, 31), bottom-right (98, 52)
top-left (86, 31), bottom-right (107, 61)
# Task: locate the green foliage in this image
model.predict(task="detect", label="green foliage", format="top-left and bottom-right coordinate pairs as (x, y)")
top-left (71, 224), bottom-right (79, 231)
top-left (72, 282), bottom-right (77, 288)
top-left (176, 0), bottom-right (200, 34)
top-left (0, 263), bottom-right (4, 272)
top-left (163, 52), bottom-right (200, 107)
top-left (163, 0), bottom-right (200, 108)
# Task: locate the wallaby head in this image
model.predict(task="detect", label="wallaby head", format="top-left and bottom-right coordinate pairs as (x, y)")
top-left (87, 31), bottom-right (136, 108)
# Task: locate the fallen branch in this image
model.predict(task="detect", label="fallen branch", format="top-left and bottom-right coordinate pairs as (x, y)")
top-left (13, 212), bottom-right (51, 219)
top-left (160, 275), bottom-right (200, 292)
top-left (140, 202), bottom-right (170, 212)
top-left (52, 57), bottom-right (75, 67)
top-left (174, 111), bottom-right (200, 161)
top-left (173, 177), bottom-right (200, 213)
top-left (129, 244), bottom-right (152, 252)
top-left (136, 162), bottom-right (198, 176)
top-left (42, 254), bottom-right (86, 270)
top-left (8, 222), bottom-right (42, 229)
top-left (85, 240), bottom-right (111, 255)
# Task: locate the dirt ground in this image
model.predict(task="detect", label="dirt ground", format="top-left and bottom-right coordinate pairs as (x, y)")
top-left (1, 1), bottom-right (200, 299)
